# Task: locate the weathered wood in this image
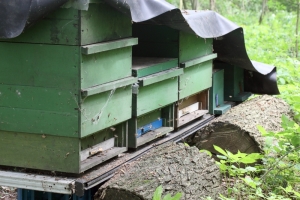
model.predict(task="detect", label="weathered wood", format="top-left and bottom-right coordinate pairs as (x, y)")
top-left (187, 95), bottom-right (292, 155)
top-left (94, 142), bottom-right (222, 200)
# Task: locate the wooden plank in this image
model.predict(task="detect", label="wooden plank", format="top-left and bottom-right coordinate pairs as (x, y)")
top-left (179, 32), bottom-right (213, 63)
top-left (0, 107), bottom-right (79, 137)
top-left (177, 110), bottom-right (209, 127)
top-left (132, 57), bottom-right (178, 77)
top-left (0, 131), bottom-right (80, 173)
top-left (133, 78), bottom-right (178, 116)
top-left (80, 86), bottom-right (132, 138)
top-left (80, 147), bottom-right (127, 172)
top-left (0, 85), bottom-right (78, 112)
top-left (178, 102), bottom-right (199, 118)
top-left (81, 38), bottom-right (138, 55)
top-left (139, 68), bottom-right (183, 86)
top-left (81, 46), bottom-right (133, 89)
top-left (81, 77), bottom-right (137, 97)
top-left (80, 138), bottom-right (115, 162)
top-left (0, 42), bottom-right (80, 89)
top-left (180, 53), bottom-right (217, 68)
top-left (136, 127), bottom-right (173, 147)
top-left (179, 61), bottom-right (212, 99)
top-left (81, 122), bottom-right (127, 151)
top-left (80, 2), bottom-right (132, 45)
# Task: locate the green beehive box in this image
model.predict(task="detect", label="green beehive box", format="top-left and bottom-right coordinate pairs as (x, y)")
top-left (214, 62), bottom-right (252, 102)
top-left (132, 68), bottom-right (183, 117)
top-left (0, 1), bottom-right (136, 173)
top-left (128, 58), bottom-right (182, 148)
top-left (0, 121), bottom-right (128, 173)
top-left (0, 40), bottom-right (137, 173)
top-left (0, 1), bottom-right (132, 45)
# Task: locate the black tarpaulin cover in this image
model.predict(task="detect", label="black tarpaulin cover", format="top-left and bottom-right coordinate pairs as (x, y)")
top-left (0, 0), bottom-right (279, 94)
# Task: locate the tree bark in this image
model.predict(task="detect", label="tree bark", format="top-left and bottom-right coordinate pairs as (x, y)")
top-left (259, 0), bottom-right (268, 24)
top-left (186, 95), bottom-right (292, 156)
top-left (210, 0), bottom-right (216, 11)
top-left (95, 143), bottom-right (223, 200)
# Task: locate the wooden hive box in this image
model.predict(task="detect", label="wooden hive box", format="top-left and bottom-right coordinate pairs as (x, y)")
top-left (0, 1), bottom-right (137, 173)
top-left (132, 24), bottom-right (216, 128)
top-left (128, 58), bottom-right (182, 148)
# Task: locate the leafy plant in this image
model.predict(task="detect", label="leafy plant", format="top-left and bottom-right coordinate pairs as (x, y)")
top-left (215, 115), bottom-right (300, 199)
top-left (152, 185), bottom-right (182, 200)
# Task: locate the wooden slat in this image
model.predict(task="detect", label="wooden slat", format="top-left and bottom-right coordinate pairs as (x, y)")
top-left (80, 87), bottom-right (132, 138)
top-left (180, 53), bottom-right (217, 68)
top-left (80, 138), bottom-right (115, 162)
top-left (138, 68), bottom-right (183, 86)
top-left (177, 110), bottom-right (209, 127)
top-left (81, 47), bottom-right (132, 89)
top-left (80, 147), bottom-right (127, 172)
top-left (81, 38), bottom-right (138, 55)
top-left (0, 107), bottom-right (79, 137)
top-left (132, 57), bottom-right (178, 77)
top-left (179, 32), bottom-right (213, 63)
top-left (136, 127), bottom-right (173, 147)
top-left (81, 77), bottom-right (137, 97)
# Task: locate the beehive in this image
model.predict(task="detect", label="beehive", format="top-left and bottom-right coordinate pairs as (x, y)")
top-left (0, 1), bottom-right (136, 173)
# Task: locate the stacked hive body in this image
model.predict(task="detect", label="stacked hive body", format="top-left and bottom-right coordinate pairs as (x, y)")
top-left (132, 24), bottom-right (216, 130)
top-left (0, 1), bottom-right (137, 173)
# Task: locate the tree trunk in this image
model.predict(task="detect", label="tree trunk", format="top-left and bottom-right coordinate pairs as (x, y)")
top-left (179, 0), bottom-right (183, 10)
top-left (186, 95), bottom-right (292, 156)
top-left (190, 0), bottom-right (199, 10)
top-left (210, 0), bottom-right (216, 11)
top-left (296, 0), bottom-right (299, 57)
top-left (183, 0), bottom-right (188, 9)
top-left (259, 0), bottom-right (268, 24)
top-left (95, 143), bottom-right (223, 200)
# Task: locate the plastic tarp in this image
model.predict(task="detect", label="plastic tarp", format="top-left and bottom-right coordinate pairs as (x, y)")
top-left (0, 0), bottom-right (279, 94)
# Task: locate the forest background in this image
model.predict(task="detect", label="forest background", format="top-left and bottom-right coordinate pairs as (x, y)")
top-left (161, 0), bottom-right (300, 199)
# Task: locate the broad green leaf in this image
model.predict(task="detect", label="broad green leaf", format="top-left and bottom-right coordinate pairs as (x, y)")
top-left (170, 193), bottom-right (182, 200)
top-left (153, 185), bottom-right (162, 200)
top-left (245, 166), bottom-right (257, 172)
top-left (239, 157), bottom-right (256, 164)
top-left (257, 125), bottom-right (268, 136)
top-left (216, 155), bottom-right (228, 160)
top-left (162, 194), bottom-right (171, 200)
top-left (213, 145), bottom-right (228, 156)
